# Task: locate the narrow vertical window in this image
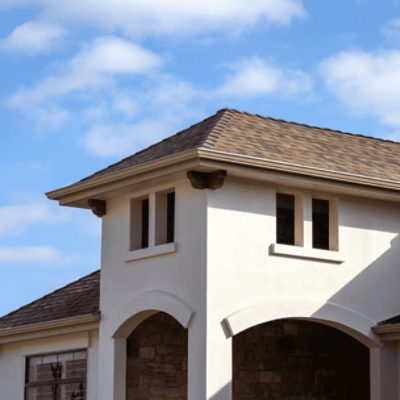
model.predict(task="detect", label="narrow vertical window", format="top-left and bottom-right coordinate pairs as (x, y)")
top-left (312, 199), bottom-right (329, 250)
top-left (276, 193), bottom-right (295, 245)
top-left (130, 196), bottom-right (149, 250)
top-left (156, 189), bottom-right (175, 245)
top-left (166, 192), bottom-right (175, 243)
top-left (141, 198), bottom-right (149, 249)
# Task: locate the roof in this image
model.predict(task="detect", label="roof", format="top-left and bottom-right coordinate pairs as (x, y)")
top-left (377, 315), bottom-right (400, 326)
top-left (81, 108), bottom-right (400, 185)
top-left (0, 270), bottom-right (100, 330)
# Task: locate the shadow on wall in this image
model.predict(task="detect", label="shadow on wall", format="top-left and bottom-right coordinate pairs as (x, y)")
top-left (324, 234), bottom-right (400, 324)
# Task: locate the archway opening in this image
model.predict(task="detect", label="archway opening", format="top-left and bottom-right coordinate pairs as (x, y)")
top-left (233, 319), bottom-right (370, 400)
top-left (126, 312), bottom-right (188, 400)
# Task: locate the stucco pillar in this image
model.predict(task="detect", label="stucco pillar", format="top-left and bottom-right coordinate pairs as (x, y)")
top-left (371, 344), bottom-right (399, 400)
top-left (97, 329), bottom-right (126, 400)
top-left (188, 314), bottom-right (232, 400)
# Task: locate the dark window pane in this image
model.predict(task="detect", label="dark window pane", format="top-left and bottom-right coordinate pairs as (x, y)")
top-left (141, 198), bottom-right (149, 248)
top-left (26, 385), bottom-right (54, 400)
top-left (312, 199), bottom-right (330, 249)
top-left (25, 351), bottom-right (87, 400)
top-left (60, 383), bottom-right (86, 400)
top-left (166, 192), bottom-right (175, 243)
top-left (277, 193), bottom-right (295, 245)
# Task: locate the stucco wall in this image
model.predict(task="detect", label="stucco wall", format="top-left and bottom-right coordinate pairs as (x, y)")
top-left (97, 173), bottom-right (400, 400)
top-left (98, 175), bottom-right (207, 400)
top-left (0, 330), bottom-right (98, 400)
top-left (207, 178), bottom-right (400, 333)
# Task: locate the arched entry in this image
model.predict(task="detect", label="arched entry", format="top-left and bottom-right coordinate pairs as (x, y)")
top-left (233, 319), bottom-right (370, 399)
top-left (125, 312), bottom-right (188, 400)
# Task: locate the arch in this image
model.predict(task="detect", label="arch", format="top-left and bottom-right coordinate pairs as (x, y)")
top-left (232, 318), bottom-right (371, 400)
top-left (222, 299), bottom-right (380, 348)
top-left (112, 290), bottom-right (194, 338)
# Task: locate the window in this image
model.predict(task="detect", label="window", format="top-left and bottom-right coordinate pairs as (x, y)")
top-left (312, 199), bottom-right (329, 249)
top-left (276, 192), bottom-right (337, 250)
top-left (130, 196), bottom-right (149, 250)
top-left (276, 193), bottom-right (295, 245)
top-left (25, 350), bottom-right (87, 400)
top-left (155, 190), bottom-right (175, 245)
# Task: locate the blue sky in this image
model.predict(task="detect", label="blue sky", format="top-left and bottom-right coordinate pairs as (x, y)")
top-left (1, 0), bottom-right (400, 316)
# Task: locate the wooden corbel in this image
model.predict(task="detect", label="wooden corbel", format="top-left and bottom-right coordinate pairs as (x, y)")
top-left (187, 170), bottom-right (227, 190)
top-left (88, 199), bottom-right (106, 217)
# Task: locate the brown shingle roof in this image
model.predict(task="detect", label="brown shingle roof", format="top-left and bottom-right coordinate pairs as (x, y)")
top-left (378, 315), bottom-right (400, 326)
top-left (81, 108), bottom-right (400, 184)
top-left (0, 270), bottom-right (100, 329)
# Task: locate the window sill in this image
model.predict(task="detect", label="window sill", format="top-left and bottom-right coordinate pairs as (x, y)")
top-left (125, 242), bottom-right (177, 263)
top-left (269, 243), bottom-right (344, 264)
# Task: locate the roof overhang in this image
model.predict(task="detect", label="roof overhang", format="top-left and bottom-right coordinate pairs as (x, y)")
top-left (0, 314), bottom-right (100, 345)
top-left (372, 323), bottom-right (400, 342)
top-left (47, 148), bottom-right (400, 208)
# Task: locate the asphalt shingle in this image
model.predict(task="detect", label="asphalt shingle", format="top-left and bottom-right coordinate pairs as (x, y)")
top-left (0, 270), bottom-right (100, 329)
top-left (81, 108), bottom-right (400, 184)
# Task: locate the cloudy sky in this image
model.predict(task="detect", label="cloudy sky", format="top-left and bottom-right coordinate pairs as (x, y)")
top-left (1, 0), bottom-right (400, 316)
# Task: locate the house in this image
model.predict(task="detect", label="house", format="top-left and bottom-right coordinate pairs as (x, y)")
top-left (1, 108), bottom-right (400, 400)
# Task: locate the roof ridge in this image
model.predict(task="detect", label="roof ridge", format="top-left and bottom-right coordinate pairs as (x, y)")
top-left (200, 108), bottom-right (236, 149)
top-left (80, 110), bottom-right (226, 182)
top-left (225, 108), bottom-right (400, 147)
top-left (0, 269), bottom-right (100, 321)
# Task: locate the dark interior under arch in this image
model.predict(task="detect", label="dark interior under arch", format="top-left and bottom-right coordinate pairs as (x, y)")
top-left (233, 319), bottom-right (370, 400)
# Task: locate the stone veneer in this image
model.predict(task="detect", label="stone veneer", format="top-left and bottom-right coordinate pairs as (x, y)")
top-left (233, 319), bottom-right (370, 400)
top-left (126, 312), bottom-right (188, 400)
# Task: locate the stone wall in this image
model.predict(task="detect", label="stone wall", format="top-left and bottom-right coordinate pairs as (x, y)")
top-left (126, 312), bottom-right (188, 400)
top-left (233, 319), bottom-right (370, 400)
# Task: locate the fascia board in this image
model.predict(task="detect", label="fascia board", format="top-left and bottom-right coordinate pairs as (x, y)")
top-left (0, 314), bottom-right (100, 344)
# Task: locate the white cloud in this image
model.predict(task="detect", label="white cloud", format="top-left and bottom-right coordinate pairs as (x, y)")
top-left (1, 0), bottom-right (306, 36)
top-left (0, 21), bottom-right (65, 54)
top-left (383, 19), bottom-right (400, 42)
top-left (6, 36), bottom-right (161, 121)
top-left (217, 58), bottom-right (312, 98)
top-left (319, 49), bottom-right (400, 127)
top-left (0, 199), bottom-right (69, 236)
top-left (82, 120), bottom-right (171, 157)
top-left (0, 246), bottom-right (60, 264)
top-left (82, 75), bottom-right (202, 157)
top-left (112, 93), bottom-right (139, 118)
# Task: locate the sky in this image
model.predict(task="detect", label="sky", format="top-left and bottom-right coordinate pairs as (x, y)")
top-left (1, 0), bottom-right (400, 316)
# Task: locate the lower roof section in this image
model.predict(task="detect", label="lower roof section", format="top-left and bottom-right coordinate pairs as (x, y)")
top-left (0, 270), bottom-right (100, 330)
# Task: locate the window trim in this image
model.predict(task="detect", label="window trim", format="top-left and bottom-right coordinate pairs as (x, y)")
top-left (311, 195), bottom-right (339, 251)
top-left (270, 243), bottom-right (344, 264)
top-left (127, 187), bottom-right (177, 263)
top-left (273, 190), bottom-right (340, 261)
top-left (24, 348), bottom-right (87, 400)
top-left (130, 195), bottom-right (150, 251)
top-left (125, 241), bottom-right (177, 263)
top-left (275, 191), bottom-right (304, 247)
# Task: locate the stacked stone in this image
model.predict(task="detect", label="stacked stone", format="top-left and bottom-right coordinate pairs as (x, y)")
top-left (126, 312), bottom-right (187, 400)
top-left (233, 319), bottom-right (369, 400)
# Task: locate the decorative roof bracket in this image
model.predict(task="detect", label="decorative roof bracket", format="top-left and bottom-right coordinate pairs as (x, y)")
top-left (88, 199), bottom-right (106, 217)
top-left (187, 170), bottom-right (227, 190)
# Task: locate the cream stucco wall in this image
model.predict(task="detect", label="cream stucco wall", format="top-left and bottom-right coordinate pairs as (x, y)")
top-left (0, 330), bottom-right (98, 400)
top-left (207, 178), bottom-right (400, 400)
top-left (98, 176), bottom-right (208, 400)
top-left (97, 172), bottom-right (400, 400)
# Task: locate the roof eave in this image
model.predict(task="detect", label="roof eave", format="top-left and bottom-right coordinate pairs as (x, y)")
top-left (373, 323), bottom-right (400, 341)
top-left (198, 148), bottom-right (400, 193)
top-left (0, 313), bottom-right (101, 345)
top-left (46, 149), bottom-right (200, 207)
top-left (47, 146), bottom-right (400, 209)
